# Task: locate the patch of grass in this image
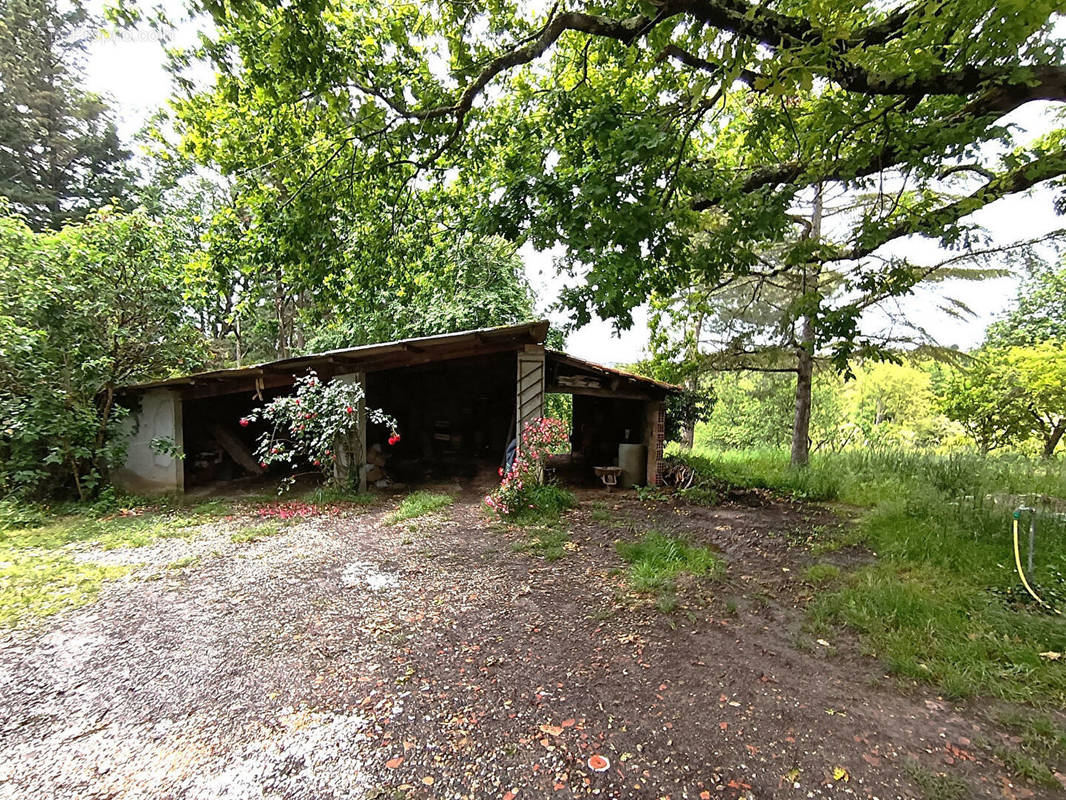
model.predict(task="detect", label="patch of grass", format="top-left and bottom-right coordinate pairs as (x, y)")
top-left (655, 591), bottom-right (679, 614)
top-left (590, 508), bottom-right (613, 523)
top-left (996, 709), bottom-right (1066, 757)
top-left (804, 562), bottom-right (841, 585)
top-left (809, 563), bottom-right (1066, 704)
top-left (186, 499), bottom-right (235, 518)
top-left (679, 447), bottom-right (1066, 706)
top-left (513, 524), bottom-right (569, 561)
top-left (230, 522), bottom-right (282, 544)
top-left (167, 554), bottom-right (202, 570)
top-left (990, 745), bottom-right (1059, 788)
top-left (308, 485), bottom-right (376, 506)
top-left (903, 760), bottom-right (970, 800)
top-left (991, 710), bottom-right (1066, 786)
top-left (616, 531), bottom-right (724, 599)
top-left (506, 485), bottom-right (577, 526)
top-left (677, 486), bottom-right (719, 505)
top-left (386, 492), bottom-right (454, 524)
top-left (0, 552), bottom-right (131, 626)
top-left (0, 503), bottom-right (226, 627)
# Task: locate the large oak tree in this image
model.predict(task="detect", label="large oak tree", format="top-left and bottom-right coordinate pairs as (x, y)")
top-left (174, 0), bottom-right (1065, 461)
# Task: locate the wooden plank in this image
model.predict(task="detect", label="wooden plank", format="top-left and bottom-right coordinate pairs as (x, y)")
top-left (545, 384), bottom-right (654, 401)
top-left (210, 424), bottom-right (264, 475)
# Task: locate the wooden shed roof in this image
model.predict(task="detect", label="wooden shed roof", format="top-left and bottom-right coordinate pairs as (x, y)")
top-left (121, 320), bottom-right (679, 398)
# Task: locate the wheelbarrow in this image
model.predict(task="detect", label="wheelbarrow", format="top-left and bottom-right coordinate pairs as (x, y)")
top-left (593, 465), bottom-right (625, 492)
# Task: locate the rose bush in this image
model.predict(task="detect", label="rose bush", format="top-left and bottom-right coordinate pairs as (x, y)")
top-left (243, 370), bottom-right (397, 491)
top-left (485, 417), bottom-right (570, 516)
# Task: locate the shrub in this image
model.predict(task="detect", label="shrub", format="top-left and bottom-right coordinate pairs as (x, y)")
top-left (485, 417), bottom-right (570, 517)
top-left (0, 207), bottom-right (208, 499)
top-left (244, 370), bottom-right (397, 491)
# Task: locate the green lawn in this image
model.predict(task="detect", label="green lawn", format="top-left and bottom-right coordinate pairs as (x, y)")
top-left (0, 504), bottom-right (232, 627)
top-left (676, 447), bottom-right (1066, 707)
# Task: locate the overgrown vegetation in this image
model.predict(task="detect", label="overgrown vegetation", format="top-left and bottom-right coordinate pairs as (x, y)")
top-left (678, 447), bottom-right (1066, 705)
top-left (386, 492), bottom-right (454, 525)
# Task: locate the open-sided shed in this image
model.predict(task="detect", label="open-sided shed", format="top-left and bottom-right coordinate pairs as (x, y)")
top-left (113, 321), bottom-right (678, 494)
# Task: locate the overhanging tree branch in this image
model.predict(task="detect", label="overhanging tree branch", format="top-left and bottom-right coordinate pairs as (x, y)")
top-left (837, 149), bottom-right (1066, 261)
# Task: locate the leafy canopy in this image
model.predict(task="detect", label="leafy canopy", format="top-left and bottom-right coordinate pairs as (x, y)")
top-left (168, 0), bottom-right (1066, 363)
top-left (0, 204), bottom-right (208, 498)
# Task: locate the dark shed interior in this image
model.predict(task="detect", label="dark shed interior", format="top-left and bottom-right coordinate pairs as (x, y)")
top-left (365, 352), bottom-right (516, 482)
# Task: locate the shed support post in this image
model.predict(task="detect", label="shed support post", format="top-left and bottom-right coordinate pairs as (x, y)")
top-left (516, 345), bottom-right (545, 444)
top-left (333, 372), bottom-right (367, 492)
top-left (644, 400), bottom-right (666, 486)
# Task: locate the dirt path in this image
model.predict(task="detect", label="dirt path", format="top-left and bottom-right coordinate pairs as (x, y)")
top-left (0, 489), bottom-right (1055, 799)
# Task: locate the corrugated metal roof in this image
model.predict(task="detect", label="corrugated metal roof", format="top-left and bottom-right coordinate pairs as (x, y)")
top-left (121, 319), bottom-right (679, 395)
top-left (123, 320), bottom-right (550, 391)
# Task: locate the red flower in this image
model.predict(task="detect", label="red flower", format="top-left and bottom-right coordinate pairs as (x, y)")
top-left (346, 406), bottom-right (353, 413)
top-left (497, 467), bottom-right (504, 476)
top-left (239, 418), bottom-right (249, 427)
top-left (259, 461), bottom-right (267, 468)
top-left (388, 434), bottom-right (400, 446)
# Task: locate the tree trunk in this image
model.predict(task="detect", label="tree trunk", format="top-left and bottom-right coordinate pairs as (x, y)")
top-left (790, 325), bottom-right (814, 467)
top-left (680, 376), bottom-right (696, 449)
top-left (789, 185), bottom-right (823, 468)
top-left (1043, 419), bottom-right (1066, 458)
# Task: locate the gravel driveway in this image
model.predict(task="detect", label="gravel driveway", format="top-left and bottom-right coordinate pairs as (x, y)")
top-left (0, 488), bottom-right (1053, 799)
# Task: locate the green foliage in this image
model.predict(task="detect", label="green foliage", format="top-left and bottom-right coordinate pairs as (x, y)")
top-left (697, 359), bottom-right (982, 456)
top-left (616, 531), bottom-right (724, 598)
top-left (681, 447), bottom-right (1066, 704)
top-left (305, 236), bottom-right (540, 352)
top-left (986, 258), bottom-right (1066, 347)
top-left (172, 0), bottom-right (1065, 369)
top-left (0, 205), bottom-right (208, 498)
top-left (385, 492), bottom-right (454, 525)
top-left (0, 0), bottom-right (134, 230)
top-left (942, 345), bottom-right (1066, 457)
top-left (543, 394), bottom-right (573, 433)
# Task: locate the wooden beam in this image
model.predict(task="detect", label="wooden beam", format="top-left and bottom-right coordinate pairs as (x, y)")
top-left (546, 384), bottom-right (655, 402)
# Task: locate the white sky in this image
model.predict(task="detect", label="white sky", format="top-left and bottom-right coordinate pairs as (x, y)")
top-left (85, 15), bottom-right (1063, 366)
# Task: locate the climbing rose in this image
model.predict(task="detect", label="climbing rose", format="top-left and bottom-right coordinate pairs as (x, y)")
top-left (239, 417), bottom-right (250, 427)
top-left (388, 434), bottom-right (400, 446)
